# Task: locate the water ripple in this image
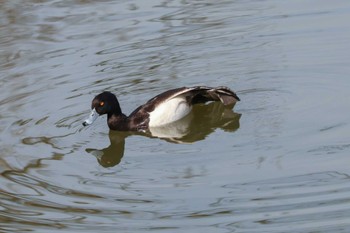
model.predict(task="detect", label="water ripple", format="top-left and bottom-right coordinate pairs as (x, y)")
top-left (1, 160), bottom-right (350, 232)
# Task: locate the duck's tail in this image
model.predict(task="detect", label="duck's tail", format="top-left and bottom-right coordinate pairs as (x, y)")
top-left (191, 86), bottom-right (240, 107)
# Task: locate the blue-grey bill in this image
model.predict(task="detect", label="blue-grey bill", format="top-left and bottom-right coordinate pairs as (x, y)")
top-left (82, 108), bottom-right (99, 126)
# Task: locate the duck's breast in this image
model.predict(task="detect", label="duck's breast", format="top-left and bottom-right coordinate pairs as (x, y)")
top-left (148, 97), bottom-right (192, 127)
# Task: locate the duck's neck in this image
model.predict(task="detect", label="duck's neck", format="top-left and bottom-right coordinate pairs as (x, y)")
top-left (107, 112), bottom-right (129, 131)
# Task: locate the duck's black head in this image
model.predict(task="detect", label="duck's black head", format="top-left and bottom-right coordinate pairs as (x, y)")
top-left (92, 91), bottom-right (122, 116)
top-left (82, 91), bottom-right (122, 127)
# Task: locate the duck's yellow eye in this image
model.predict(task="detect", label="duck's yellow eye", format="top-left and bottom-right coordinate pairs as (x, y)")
top-left (100, 101), bottom-right (104, 106)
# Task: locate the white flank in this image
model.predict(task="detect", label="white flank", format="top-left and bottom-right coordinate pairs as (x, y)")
top-left (148, 97), bottom-right (192, 127)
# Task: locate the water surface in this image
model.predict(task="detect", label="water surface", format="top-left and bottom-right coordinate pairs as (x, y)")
top-left (1, 0), bottom-right (350, 232)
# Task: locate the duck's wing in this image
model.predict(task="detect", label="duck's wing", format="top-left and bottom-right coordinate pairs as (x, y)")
top-left (130, 86), bottom-right (240, 115)
top-left (150, 86), bottom-right (239, 106)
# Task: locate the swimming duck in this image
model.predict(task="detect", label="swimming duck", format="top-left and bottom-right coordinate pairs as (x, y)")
top-left (82, 86), bottom-right (240, 131)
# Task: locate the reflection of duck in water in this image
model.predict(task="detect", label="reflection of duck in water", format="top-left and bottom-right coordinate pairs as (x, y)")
top-left (86, 103), bottom-right (241, 167)
top-left (84, 86), bottom-right (241, 167)
top-left (86, 131), bottom-right (126, 168)
top-left (148, 101), bottom-right (241, 143)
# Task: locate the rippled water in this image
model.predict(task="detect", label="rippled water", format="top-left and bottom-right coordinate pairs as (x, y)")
top-left (1, 0), bottom-right (350, 232)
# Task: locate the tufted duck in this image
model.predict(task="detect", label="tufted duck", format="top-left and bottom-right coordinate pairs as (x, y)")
top-left (82, 86), bottom-right (240, 131)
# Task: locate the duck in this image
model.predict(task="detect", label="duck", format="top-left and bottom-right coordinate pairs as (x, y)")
top-left (82, 86), bottom-right (240, 131)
